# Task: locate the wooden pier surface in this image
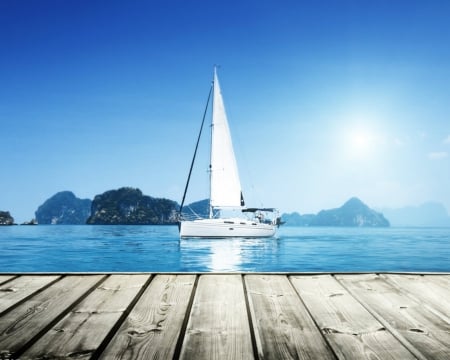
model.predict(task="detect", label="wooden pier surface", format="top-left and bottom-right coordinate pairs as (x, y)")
top-left (0, 273), bottom-right (449, 359)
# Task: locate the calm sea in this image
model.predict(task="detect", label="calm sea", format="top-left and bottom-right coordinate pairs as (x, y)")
top-left (0, 225), bottom-right (449, 272)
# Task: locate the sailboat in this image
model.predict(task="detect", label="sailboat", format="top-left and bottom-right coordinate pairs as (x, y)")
top-left (179, 68), bottom-right (281, 238)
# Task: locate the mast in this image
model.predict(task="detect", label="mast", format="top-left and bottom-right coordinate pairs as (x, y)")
top-left (208, 68), bottom-right (216, 219)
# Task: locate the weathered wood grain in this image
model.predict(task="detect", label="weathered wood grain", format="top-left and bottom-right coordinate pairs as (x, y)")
top-left (180, 274), bottom-right (254, 360)
top-left (0, 275), bottom-right (105, 357)
top-left (0, 275), bottom-right (60, 314)
top-left (21, 274), bottom-right (149, 360)
top-left (98, 274), bottom-right (196, 360)
top-left (245, 274), bottom-right (335, 360)
top-left (385, 274), bottom-right (450, 321)
top-left (0, 273), bottom-right (449, 359)
top-left (0, 275), bottom-right (16, 286)
top-left (426, 274), bottom-right (450, 288)
top-left (337, 274), bottom-right (450, 359)
top-left (290, 275), bottom-right (416, 360)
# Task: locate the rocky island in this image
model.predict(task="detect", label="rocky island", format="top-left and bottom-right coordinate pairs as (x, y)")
top-left (86, 187), bottom-right (178, 225)
top-left (0, 211), bottom-right (15, 225)
top-left (380, 202), bottom-right (450, 227)
top-left (35, 191), bottom-right (92, 224)
top-left (282, 197), bottom-right (390, 227)
top-left (181, 199), bottom-right (210, 219)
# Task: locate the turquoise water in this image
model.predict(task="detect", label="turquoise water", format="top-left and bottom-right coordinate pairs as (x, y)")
top-left (0, 225), bottom-right (449, 272)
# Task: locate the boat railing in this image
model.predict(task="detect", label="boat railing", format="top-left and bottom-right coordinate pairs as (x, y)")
top-left (179, 212), bottom-right (207, 221)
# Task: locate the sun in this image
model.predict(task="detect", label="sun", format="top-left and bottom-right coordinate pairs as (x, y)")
top-left (346, 129), bottom-right (373, 158)
top-left (352, 131), bottom-right (371, 150)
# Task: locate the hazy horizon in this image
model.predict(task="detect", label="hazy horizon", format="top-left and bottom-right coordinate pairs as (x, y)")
top-left (1, 1), bottom-right (450, 223)
top-left (3, 187), bottom-right (450, 225)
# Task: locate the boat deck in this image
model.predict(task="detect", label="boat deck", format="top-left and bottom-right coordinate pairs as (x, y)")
top-left (0, 273), bottom-right (449, 359)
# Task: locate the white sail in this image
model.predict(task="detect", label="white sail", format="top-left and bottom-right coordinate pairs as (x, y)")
top-left (210, 69), bottom-right (243, 208)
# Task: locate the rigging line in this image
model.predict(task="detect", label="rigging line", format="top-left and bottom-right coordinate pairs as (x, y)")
top-left (179, 83), bottom-right (213, 215)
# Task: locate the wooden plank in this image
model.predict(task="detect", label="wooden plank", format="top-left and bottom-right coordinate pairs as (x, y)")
top-left (425, 274), bottom-right (450, 288)
top-left (20, 274), bottom-right (149, 360)
top-left (0, 275), bottom-right (60, 314)
top-left (98, 274), bottom-right (196, 360)
top-left (0, 275), bottom-right (16, 286)
top-left (337, 274), bottom-right (450, 359)
top-left (0, 275), bottom-right (105, 357)
top-left (0, 273), bottom-right (447, 359)
top-left (385, 274), bottom-right (450, 320)
top-left (245, 274), bottom-right (335, 360)
top-left (290, 275), bottom-right (416, 360)
top-left (180, 274), bottom-right (254, 360)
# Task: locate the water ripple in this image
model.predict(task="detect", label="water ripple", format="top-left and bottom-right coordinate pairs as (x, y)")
top-left (0, 225), bottom-right (449, 272)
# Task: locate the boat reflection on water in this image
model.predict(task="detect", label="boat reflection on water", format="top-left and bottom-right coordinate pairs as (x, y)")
top-left (179, 237), bottom-right (279, 272)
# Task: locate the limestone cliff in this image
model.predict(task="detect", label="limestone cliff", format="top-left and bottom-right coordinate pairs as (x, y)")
top-left (86, 187), bottom-right (178, 225)
top-left (35, 191), bottom-right (91, 224)
top-left (282, 197), bottom-right (390, 227)
top-left (0, 211), bottom-right (15, 225)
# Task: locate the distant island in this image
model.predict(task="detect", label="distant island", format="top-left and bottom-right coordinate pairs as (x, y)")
top-left (86, 187), bottom-right (179, 225)
top-left (0, 211), bottom-right (15, 225)
top-left (180, 199), bottom-right (210, 219)
top-left (35, 191), bottom-right (91, 225)
top-left (282, 197), bottom-right (390, 227)
top-left (380, 202), bottom-right (450, 227)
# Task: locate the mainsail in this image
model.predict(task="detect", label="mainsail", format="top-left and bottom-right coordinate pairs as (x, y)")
top-left (210, 69), bottom-right (244, 209)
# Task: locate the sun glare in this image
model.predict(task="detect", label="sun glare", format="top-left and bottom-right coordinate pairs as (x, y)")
top-left (352, 131), bottom-right (370, 150)
top-left (345, 128), bottom-right (374, 159)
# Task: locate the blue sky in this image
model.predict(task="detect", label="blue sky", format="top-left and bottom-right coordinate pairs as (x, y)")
top-left (1, 0), bottom-right (450, 222)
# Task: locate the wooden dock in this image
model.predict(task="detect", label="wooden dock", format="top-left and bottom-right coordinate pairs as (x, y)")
top-left (0, 273), bottom-right (449, 359)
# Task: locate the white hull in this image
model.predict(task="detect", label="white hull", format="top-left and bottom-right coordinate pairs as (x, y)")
top-left (180, 218), bottom-right (276, 239)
